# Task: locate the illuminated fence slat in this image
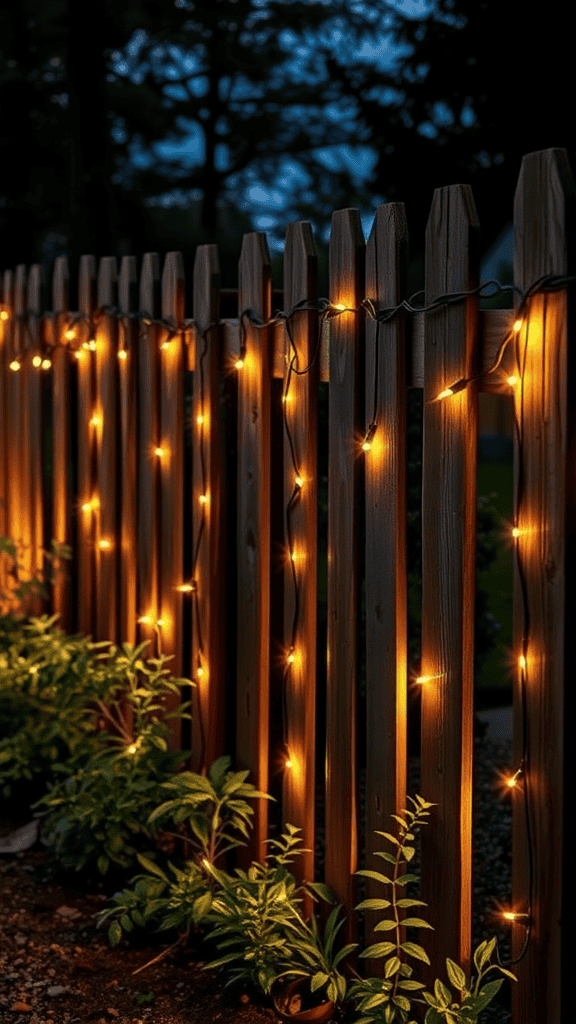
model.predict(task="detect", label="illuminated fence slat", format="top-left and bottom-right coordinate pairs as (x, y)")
top-left (420, 184), bottom-right (479, 984)
top-left (1, 145), bottom-right (574, 1024)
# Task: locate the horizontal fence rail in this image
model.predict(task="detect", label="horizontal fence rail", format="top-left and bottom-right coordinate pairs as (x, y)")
top-left (1, 147), bottom-right (574, 1024)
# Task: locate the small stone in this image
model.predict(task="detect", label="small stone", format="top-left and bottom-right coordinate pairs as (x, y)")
top-left (106, 1010), bottom-right (120, 1018)
top-left (47, 985), bottom-right (67, 996)
top-left (11, 1002), bottom-right (33, 1012)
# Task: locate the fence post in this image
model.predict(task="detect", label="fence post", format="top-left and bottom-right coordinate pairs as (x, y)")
top-left (190, 244), bottom-right (227, 773)
top-left (511, 147), bottom-right (576, 1024)
top-left (421, 184), bottom-right (479, 982)
top-left (281, 220), bottom-right (319, 901)
top-left (76, 255), bottom-right (98, 640)
top-left (117, 255), bottom-right (139, 657)
top-left (363, 202), bottom-right (409, 964)
top-left (235, 232), bottom-right (272, 867)
top-left (326, 209), bottom-right (365, 940)
top-left (26, 264), bottom-right (47, 619)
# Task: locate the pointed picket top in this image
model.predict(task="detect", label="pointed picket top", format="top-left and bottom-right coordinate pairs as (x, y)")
top-left (119, 256), bottom-right (138, 316)
top-left (52, 256), bottom-right (69, 317)
top-left (97, 256), bottom-right (118, 310)
top-left (140, 253), bottom-right (161, 319)
top-left (193, 244), bottom-right (220, 336)
top-left (162, 251), bottom-right (185, 326)
top-left (78, 256), bottom-right (97, 317)
top-left (284, 221), bottom-right (316, 311)
top-left (514, 147), bottom-right (576, 289)
top-left (239, 232), bottom-right (271, 323)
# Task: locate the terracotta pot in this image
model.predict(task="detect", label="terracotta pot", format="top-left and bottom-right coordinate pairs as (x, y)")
top-left (272, 977), bottom-right (335, 1022)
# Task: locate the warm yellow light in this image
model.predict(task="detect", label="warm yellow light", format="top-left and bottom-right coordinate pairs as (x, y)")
top-left (235, 357), bottom-right (244, 369)
top-left (282, 393), bottom-right (291, 403)
top-left (118, 349), bottom-right (127, 361)
top-left (437, 387), bottom-right (454, 400)
top-left (199, 493), bottom-right (208, 505)
top-left (138, 615), bottom-right (153, 625)
top-left (285, 759), bottom-right (293, 769)
top-left (33, 355), bottom-right (42, 367)
top-left (155, 447), bottom-right (164, 457)
top-left (91, 497), bottom-right (100, 510)
top-left (177, 583), bottom-right (194, 593)
top-left (90, 415), bottom-right (102, 427)
top-left (416, 675), bottom-right (431, 685)
top-left (512, 527), bottom-right (521, 538)
top-left (202, 857), bottom-right (210, 869)
top-left (290, 551), bottom-right (297, 562)
top-left (332, 303), bottom-right (347, 312)
top-left (0, 310), bottom-right (9, 320)
top-left (99, 539), bottom-right (112, 550)
top-left (88, 339), bottom-right (97, 350)
top-left (295, 475), bottom-right (304, 489)
top-left (362, 439), bottom-right (372, 452)
top-left (519, 655), bottom-right (526, 671)
top-left (156, 618), bottom-right (165, 628)
top-left (41, 358), bottom-right (51, 370)
top-left (513, 319), bottom-right (523, 333)
top-left (197, 413), bottom-right (204, 425)
top-left (507, 375), bottom-right (519, 387)
top-left (127, 743), bottom-right (138, 755)
top-left (81, 502), bottom-right (92, 513)
top-left (197, 665), bottom-right (204, 677)
top-left (64, 328), bottom-right (76, 340)
top-left (9, 360), bottom-right (20, 372)
top-left (160, 339), bottom-right (172, 350)
top-left (503, 911), bottom-right (516, 921)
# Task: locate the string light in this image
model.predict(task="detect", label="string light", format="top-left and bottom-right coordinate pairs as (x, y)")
top-left (5, 269), bottom-right (568, 966)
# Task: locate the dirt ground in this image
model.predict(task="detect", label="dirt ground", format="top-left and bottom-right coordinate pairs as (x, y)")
top-left (0, 813), bottom-right (289, 1024)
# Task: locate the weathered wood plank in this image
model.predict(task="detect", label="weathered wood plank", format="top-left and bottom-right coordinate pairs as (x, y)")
top-left (50, 257), bottom-right (74, 634)
top-left (25, 264), bottom-right (47, 619)
top-left (158, 252), bottom-right (186, 750)
top-left (420, 184), bottom-right (479, 981)
top-left (136, 254), bottom-right (162, 674)
top-left (190, 244), bottom-right (227, 773)
top-left (364, 203), bottom-right (408, 963)
top-left (281, 221), bottom-right (319, 900)
top-left (511, 147), bottom-right (576, 1024)
top-left (118, 256), bottom-right (139, 654)
top-left (0, 273), bottom-right (11, 605)
top-left (76, 256), bottom-right (98, 640)
top-left (236, 232), bottom-right (272, 867)
top-left (95, 257), bottom-right (120, 647)
top-left (325, 208), bottom-right (364, 939)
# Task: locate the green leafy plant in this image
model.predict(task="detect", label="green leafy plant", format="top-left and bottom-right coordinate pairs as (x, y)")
top-left (277, 902), bottom-right (357, 1005)
top-left (201, 824), bottom-right (334, 997)
top-left (0, 528), bottom-right (72, 621)
top-left (29, 638), bottom-right (195, 876)
top-left (96, 755), bottom-right (273, 949)
top-left (350, 795), bottom-right (516, 1023)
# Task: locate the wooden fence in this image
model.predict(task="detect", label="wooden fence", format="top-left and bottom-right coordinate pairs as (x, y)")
top-left (0, 147), bottom-right (574, 1024)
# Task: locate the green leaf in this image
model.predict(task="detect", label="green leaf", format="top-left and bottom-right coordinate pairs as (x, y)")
top-left (355, 898), bottom-right (392, 911)
top-left (310, 972), bottom-right (329, 993)
top-left (359, 942), bottom-right (396, 959)
top-left (392, 995), bottom-right (411, 1012)
top-left (135, 854), bottom-right (169, 881)
top-left (374, 919), bottom-right (398, 932)
top-left (396, 899), bottom-right (428, 909)
top-left (401, 918), bottom-right (434, 929)
top-left (473, 936), bottom-right (496, 972)
top-left (434, 979), bottom-right (451, 1007)
top-left (397, 980), bottom-right (426, 991)
top-left (400, 942), bottom-right (431, 965)
top-left (355, 869), bottom-right (394, 885)
top-left (376, 832), bottom-right (400, 846)
top-left (108, 920), bottom-right (122, 946)
top-left (395, 874), bottom-right (419, 886)
top-left (445, 958), bottom-right (467, 991)
top-left (403, 846), bottom-right (415, 862)
top-left (97, 856), bottom-right (109, 875)
top-left (384, 957), bottom-right (401, 978)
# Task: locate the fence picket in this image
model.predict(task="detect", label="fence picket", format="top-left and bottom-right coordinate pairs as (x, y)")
top-left (363, 202), bottom-right (409, 963)
top-left (326, 209), bottom-right (365, 940)
top-left (25, 264), bottom-right (46, 619)
top-left (236, 232), bottom-right (272, 867)
top-left (190, 244), bottom-right (227, 773)
top-left (281, 221), bottom-right (319, 897)
top-left (118, 255), bottom-right (139, 657)
top-left (421, 184), bottom-right (479, 981)
top-left (51, 255), bottom-right (74, 633)
top-left (511, 148), bottom-right (576, 1024)
top-left (76, 255), bottom-right (97, 639)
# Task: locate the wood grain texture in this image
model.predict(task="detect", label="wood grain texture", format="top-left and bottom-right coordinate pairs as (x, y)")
top-left (158, 251), bottom-right (186, 751)
top-left (326, 208), bottom-right (364, 938)
top-left (118, 256), bottom-right (138, 656)
top-left (25, 265), bottom-right (46, 619)
top-left (511, 147), bottom-right (576, 1024)
top-left (421, 184), bottom-right (479, 982)
top-left (236, 232), bottom-right (272, 867)
top-left (137, 253), bottom-right (162, 682)
top-left (191, 244), bottom-right (226, 773)
top-left (76, 255), bottom-right (97, 641)
top-left (50, 256), bottom-right (74, 633)
top-left (0, 272), bottom-right (11, 605)
top-left (364, 203), bottom-right (408, 963)
top-left (95, 257), bottom-right (119, 649)
top-left (281, 221), bottom-right (319, 900)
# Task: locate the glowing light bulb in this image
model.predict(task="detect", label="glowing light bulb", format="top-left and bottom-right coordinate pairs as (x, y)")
top-left (0, 310), bottom-right (9, 320)
top-left (41, 358), bottom-right (51, 370)
top-left (437, 387), bottom-right (454, 400)
top-left (156, 618), bottom-right (165, 628)
top-left (519, 655), bottom-right (526, 671)
top-left (332, 303), bottom-right (346, 312)
top-left (507, 375), bottom-right (519, 387)
top-left (282, 393), bottom-right (291, 403)
top-left (9, 360), bottom-right (20, 371)
top-left (91, 497), bottom-right (100, 510)
top-left (81, 502), bottom-right (92, 513)
top-left (362, 439), bottom-right (372, 451)
top-left (127, 743), bottom-right (138, 754)
top-left (295, 475), bottom-right (304, 489)
top-left (138, 615), bottom-right (153, 625)
top-left (416, 675), bottom-right (431, 685)
top-left (33, 355), bottom-right (42, 367)
top-left (64, 329), bottom-right (76, 340)
top-left (513, 319), bottom-right (523, 333)
top-left (512, 527), bottom-right (521, 538)
top-left (160, 339), bottom-right (171, 350)
top-left (235, 357), bottom-right (244, 369)
top-left (99, 539), bottom-right (111, 550)
top-left (197, 413), bottom-right (204, 425)
top-left (199, 493), bottom-right (208, 505)
top-left (503, 911), bottom-right (516, 921)
top-left (287, 651), bottom-right (296, 665)
top-left (155, 447), bottom-right (164, 457)
top-left (177, 583), bottom-right (194, 593)
top-left (290, 551), bottom-right (297, 562)
top-left (118, 349), bottom-right (127, 361)
top-left (90, 415), bottom-right (102, 427)
top-left (285, 759), bottom-right (293, 769)
top-left (74, 350), bottom-right (84, 360)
